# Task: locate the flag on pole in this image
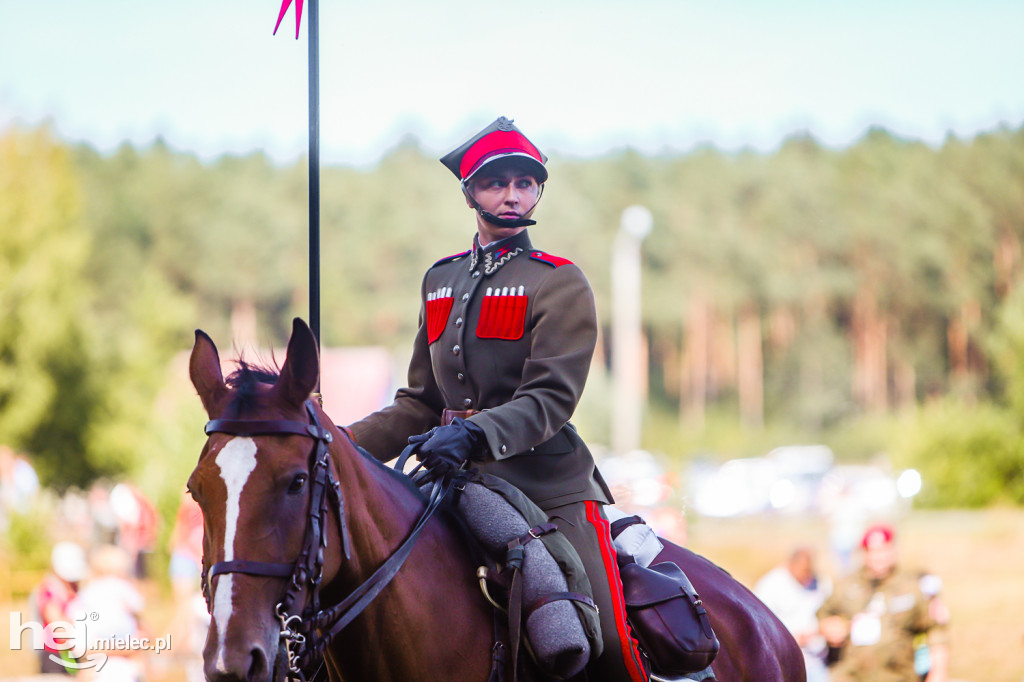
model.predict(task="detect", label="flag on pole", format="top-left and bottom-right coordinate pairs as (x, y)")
top-left (273, 0), bottom-right (304, 39)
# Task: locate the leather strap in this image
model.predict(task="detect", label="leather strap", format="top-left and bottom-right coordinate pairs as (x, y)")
top-left (507, 550), bottom-right (524, 682)
top-left (526, 590), bottom-right (598, 616)
top-left (502, 522), bottom-right (557, 681)
top-left (609, 515), bottom-right (645, 540)
top-left (442, 408), bottom-right (480, 426)
top-left (519, 523), bottom-right (557, 545)
top-left (487, 611), bottom-right (507, 682)
top-left (309, 475), bottom-right (455, 646)
top-left (209, 560), bottom-right (295, 579)
top-left (206, 418), bottom-right (333, 442)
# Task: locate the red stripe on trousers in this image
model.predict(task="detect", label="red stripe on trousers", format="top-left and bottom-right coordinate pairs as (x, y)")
top-left (585, 501), bottom-right (648, 682)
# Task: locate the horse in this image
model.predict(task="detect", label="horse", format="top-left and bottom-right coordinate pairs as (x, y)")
top-left (187, 318), bottom-right (806, 682)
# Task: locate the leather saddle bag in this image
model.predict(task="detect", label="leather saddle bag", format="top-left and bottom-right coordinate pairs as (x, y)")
top-left (618, 557), bottom-right (720, 675)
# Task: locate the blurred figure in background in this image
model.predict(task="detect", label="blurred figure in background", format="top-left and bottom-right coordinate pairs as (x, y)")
top-left (0, 445), bottom-right (39, 522)
top-left (821, 480), bottom-right (867, 574)
top-left (33, 541), bottom-right (88, 674)
top-left (754, 545), bottom-right (832, 682)
top-left (72, 544), bottom-right (147, 682)
top-left (818, 523), bottom-right (949, 682)
top-left (912, 571), bottom-right (947, 681)
top-left (109, 482), bottom-right (158, 579)
top-left (87, 481), bottom-right (120, 546)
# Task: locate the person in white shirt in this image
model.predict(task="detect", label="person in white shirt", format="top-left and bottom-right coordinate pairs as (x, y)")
top-left (754, 546), bottom-right (832, 682)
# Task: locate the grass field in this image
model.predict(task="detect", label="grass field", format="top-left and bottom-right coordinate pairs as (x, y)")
top-left (3, 508), bottom-right (1022, 681)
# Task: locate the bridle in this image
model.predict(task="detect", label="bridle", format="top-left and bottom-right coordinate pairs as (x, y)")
top-left (201, 399), bottom-right (454, 680)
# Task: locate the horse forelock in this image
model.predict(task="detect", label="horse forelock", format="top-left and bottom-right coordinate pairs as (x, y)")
top-left (223, 359), bottom-right (281, 418)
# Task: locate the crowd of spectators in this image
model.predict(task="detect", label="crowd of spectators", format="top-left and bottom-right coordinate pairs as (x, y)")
top-left (755, 523), bottom-right (949, 682)
top-left (2, 445), bottom-right (208, 680)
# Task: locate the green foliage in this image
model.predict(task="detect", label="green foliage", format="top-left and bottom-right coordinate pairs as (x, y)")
top-left (0, 126), bottom-right (101, 487)
top-left (4, 121), bottom-right (1024, 508)
top-left (989, 277), bottom-right (1024, 418)
top-left (891, 400), bottom-right (1024, 507)
top-left (2, 495), bottom-right (58, 571)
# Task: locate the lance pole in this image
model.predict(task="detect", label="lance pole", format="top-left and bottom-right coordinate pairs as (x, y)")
top-left (308, 0), bottom-right (322, 390)
top-left (274, 0), bottom-right (321, 395)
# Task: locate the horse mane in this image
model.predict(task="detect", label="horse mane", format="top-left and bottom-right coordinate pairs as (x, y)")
top-left (222, 358), bottom-right (428, 503)
top-left (224, 358), bottom-right (280, 418)
top-left (346, 437), bottom-right (427, 502)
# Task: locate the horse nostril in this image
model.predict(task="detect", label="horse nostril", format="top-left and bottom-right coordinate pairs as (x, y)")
top-left (248, 645), bottom-right (269, 682)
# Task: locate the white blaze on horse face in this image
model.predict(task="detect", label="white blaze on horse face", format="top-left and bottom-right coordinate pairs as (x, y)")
top-left (212, 437), bottom-right (259, 670)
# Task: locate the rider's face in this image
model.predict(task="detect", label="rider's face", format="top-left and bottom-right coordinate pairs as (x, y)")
top-left (468, 168), bottom-right (540, 219)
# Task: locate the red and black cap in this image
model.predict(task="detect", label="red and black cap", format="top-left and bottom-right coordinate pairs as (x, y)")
top-left (861, 523), bottom-right (895, 549)
top-left (440, 117), bottom-right (548, 184)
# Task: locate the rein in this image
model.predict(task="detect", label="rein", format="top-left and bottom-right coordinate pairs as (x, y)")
top-left (202, 399), bottom-right (455, 680)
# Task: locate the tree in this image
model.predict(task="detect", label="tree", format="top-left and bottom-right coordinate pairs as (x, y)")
top-left (0, 126), bottom-right (100, 487)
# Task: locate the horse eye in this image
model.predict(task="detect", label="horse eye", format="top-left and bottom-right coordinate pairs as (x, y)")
top-left (287, 473), bottom-right (308, 495)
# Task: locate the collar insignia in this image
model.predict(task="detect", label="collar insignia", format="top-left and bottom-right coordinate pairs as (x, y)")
top-left (482, 247), bottom-right (523, 275)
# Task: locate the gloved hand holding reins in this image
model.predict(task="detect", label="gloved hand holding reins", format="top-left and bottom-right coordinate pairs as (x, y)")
top-left (408, 417), bottom-right (485, 477)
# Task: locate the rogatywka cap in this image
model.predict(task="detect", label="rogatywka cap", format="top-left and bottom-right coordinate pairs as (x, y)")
top-left (440, 116), bottom-right (548, 183)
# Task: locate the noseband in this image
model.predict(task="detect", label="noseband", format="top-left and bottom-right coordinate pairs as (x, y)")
top-left (202, 399), bottom-right (454, 681)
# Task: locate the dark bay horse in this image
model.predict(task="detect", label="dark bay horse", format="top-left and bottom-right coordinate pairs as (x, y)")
top-left (187, 318), bottom-right (805, 682)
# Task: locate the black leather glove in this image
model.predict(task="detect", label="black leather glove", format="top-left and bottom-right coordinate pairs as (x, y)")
top-left (409, 417), bottom-right (485, 475)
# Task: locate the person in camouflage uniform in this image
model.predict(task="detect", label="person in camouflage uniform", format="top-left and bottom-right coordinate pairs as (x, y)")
top-left (818, 523), bottom-right (950, 682)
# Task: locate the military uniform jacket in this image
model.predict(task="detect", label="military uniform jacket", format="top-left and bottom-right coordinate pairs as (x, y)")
top-left (349, 229), bottom-right (613, 510)
top-left (817, 566), bottom-right (949, 682)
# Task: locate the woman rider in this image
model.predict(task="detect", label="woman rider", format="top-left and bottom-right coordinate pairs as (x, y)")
top-left (349, 116), bottom-right (648, 682)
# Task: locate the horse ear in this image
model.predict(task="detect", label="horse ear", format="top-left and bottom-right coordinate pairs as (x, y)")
top-left (190, 329), bottom-right (227, 417)
top-left (275, 318), bottom-right (319, 408)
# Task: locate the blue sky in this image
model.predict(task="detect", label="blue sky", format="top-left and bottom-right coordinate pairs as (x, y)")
top-left (2, 0), bottom-right (1022, 165)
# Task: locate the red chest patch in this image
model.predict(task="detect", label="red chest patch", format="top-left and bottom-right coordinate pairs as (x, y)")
top-left (476, 286), bottom-right (528, 341)
top-left (426, 287), bottom-right (454, 344)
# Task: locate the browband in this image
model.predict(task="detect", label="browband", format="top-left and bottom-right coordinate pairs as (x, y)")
top-left (205, 418), bottom-right (333, 442)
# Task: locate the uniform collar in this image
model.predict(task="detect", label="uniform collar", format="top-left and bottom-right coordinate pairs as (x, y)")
top-left (469, 230), bottom-right (533, 276)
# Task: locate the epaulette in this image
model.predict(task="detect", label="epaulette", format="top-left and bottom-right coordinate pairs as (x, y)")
top-left (431, 250), bottom-right (471, 268)
top-left (529, 251), bottom-right (574, 268)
